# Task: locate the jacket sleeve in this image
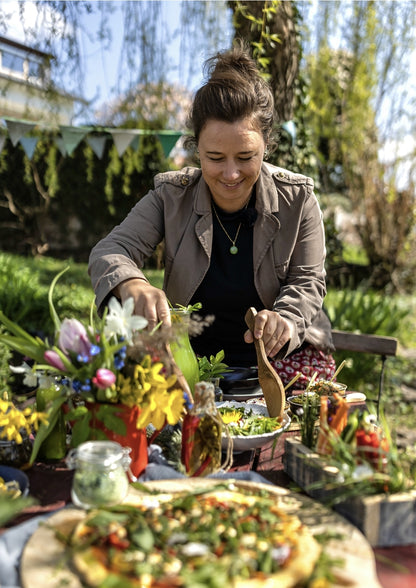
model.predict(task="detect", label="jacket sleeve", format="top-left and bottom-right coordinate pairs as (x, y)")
top-left (88, 189), bottom-right (164, 315)
top-left (272, 180), bottom-right (327, 357)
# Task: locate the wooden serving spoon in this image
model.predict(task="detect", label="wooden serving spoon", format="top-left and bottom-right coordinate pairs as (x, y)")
top-left (244, 307), bottom-right (285, 418)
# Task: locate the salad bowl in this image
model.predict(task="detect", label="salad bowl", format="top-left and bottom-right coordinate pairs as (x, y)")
top-left (217, 400), bottom-right (291, 452)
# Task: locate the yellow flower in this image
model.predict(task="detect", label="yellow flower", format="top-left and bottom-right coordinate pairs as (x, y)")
top-left (165, 387), bottom-right (186, 425)
top-left (0, 396), bottom-right (48, 444)
top-left (221, 409), bottom-right (243, 425)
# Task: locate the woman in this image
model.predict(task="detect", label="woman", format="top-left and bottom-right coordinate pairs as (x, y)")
top-left (88, 42), bottom-right (334, 378)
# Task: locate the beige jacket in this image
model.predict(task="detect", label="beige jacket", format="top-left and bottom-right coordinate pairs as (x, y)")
top-left (89, 162), bottom-right (331, 356)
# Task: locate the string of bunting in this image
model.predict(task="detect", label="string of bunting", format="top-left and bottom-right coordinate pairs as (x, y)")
top-left (0, 116), bottom-right (184, 160)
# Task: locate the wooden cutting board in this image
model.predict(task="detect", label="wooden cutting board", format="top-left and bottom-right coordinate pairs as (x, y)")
top-left (21, 479), bottom-right (382, 588)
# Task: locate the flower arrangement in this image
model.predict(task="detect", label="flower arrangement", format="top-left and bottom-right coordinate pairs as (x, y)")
top-left (0, 269), bottom-right (191, 461)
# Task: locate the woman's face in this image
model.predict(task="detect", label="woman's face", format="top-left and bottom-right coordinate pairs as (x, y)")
top-left (198, 117), bottom-right (265, 212)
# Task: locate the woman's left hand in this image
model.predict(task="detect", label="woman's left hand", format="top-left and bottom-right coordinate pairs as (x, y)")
top-left (244, 310), bottom-right (293, 358)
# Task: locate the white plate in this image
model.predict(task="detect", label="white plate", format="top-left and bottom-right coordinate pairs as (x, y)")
top-left (346, 392), bottom-right (366, 403)
top-left (217, 400), bottom-right (291, 452)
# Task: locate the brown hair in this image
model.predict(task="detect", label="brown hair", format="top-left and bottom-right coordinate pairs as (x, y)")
top-left (186, 41), bottom-right (275, 149)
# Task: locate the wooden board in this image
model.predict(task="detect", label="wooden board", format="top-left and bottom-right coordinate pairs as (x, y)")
top-left (21, 478), bottom-right (381, 588)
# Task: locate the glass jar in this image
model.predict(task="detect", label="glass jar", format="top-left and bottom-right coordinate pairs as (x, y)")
top-left (170, 309), bottom-right (199, 395)
top-left (181, 381), bottom-right (225, 477)
top-left (66, 440), bottom-right (131, 509)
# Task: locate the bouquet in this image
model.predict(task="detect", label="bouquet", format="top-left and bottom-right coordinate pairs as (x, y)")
top-left (0, 269), bottom-right (192, 461)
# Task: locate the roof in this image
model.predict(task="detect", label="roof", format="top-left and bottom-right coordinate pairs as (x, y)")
top-left (0, 36), bottom-right (53, 60)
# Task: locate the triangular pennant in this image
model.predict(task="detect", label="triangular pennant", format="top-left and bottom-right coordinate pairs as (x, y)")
top-left (130, 135), bottom-right (140, 151)
top-left (157, 132), bottom-right (182, 157)
top-left (55, 137), bottom-right (67, 156)
top-left (5, 119), bottom-right (36, 146)
top-left (86, 134), bottom-right (108, 159)
top-left (19, 136), bottom-right (39, 160)
top-left (59, 126), bottom-right (88, 156)
top-left (108, 130), bottom-right (135, 157)
top-left (0, 135), bottom-right (6, 153)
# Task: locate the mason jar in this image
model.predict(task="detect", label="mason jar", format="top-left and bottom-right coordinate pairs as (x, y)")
top-left (66, 440), bottom-right (131, 509)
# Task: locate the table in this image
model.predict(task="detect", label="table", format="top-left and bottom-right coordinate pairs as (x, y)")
top-left (229, 426), bottom-right (416, 588)
top-left (2, 429), bottom-right (416, 588)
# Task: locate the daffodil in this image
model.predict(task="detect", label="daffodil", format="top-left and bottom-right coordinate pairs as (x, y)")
top-left (104, 297), bottom-right (148, 344)
top-left (0, 397), bottom-right (48, 444)
top-left (9, 362), bottom-right (38, 388)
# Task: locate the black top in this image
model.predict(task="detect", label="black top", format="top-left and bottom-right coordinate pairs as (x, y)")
top-left (190, 197), bottom-right (262, 367)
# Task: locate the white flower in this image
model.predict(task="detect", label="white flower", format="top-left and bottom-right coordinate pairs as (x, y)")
top-left (104, 297), bottom-right (148, 343)
top-left (9, 362), bottom-right (38, 388)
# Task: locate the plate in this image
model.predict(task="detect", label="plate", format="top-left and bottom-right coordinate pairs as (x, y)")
top-left (0, 465), bottom-right (29, 496)
top-left (222, 385), bottom-right (264, 402)
top-left (20, 479), bottom-right (382, 588)
top-left (217, 400), bottom-right (291, 452)
top-left (220, 367), bottom-right (259, 392)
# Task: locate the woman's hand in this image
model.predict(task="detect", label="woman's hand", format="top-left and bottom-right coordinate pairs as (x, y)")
top-left (115, 278), bottom-right (171, 329)
top-left (244, 309), bottom-right (293, 358)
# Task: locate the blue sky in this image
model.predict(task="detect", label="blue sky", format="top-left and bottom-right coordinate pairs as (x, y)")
top-left (1, 0), bottom-right (229, 121)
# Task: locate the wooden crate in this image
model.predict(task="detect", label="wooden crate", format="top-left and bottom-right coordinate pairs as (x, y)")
top-left (283, 436), bottom-right (416, 547)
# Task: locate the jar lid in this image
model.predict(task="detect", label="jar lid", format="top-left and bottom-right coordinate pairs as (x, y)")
top-left (73, 440), bottom-right (129, 466)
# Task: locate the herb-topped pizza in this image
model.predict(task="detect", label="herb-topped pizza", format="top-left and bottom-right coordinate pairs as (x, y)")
top-left (70, 484), bottom-right (321, 588)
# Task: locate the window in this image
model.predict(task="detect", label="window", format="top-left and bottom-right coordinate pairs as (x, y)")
top-left (2, 50), bottom-right (24, 73)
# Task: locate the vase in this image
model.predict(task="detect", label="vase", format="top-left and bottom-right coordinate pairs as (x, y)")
top-left (170, 308), bottom-right (199, 395)
top-left (89, 404), bottom-right (148, 479)
top-left (36, 384), bottom-right (67, 461)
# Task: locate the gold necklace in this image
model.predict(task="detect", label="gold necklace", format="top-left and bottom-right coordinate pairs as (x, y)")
top-left (212, 201), bottom-right (249, 255)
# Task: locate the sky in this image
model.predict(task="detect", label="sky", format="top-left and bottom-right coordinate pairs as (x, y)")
top-left (0, 0), bottom-right (213, 122)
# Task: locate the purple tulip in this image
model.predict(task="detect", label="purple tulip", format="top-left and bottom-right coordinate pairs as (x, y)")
top-left (59, 318), bottom-right (92, 357)
top-left (44, 350), bottom-right (67, 371)
top-left (92, 368), bottom-right (116, 389)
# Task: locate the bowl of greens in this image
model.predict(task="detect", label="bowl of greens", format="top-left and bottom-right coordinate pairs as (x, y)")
top-left (217, 401), bottom-right (291, 452)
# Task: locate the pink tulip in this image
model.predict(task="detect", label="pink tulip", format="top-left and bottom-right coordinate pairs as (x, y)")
top-left (92, 368), bottom-right (116, 389)
top-left (44, 350), bottom-right (67, 371)
top-left (59, 318), bottom-right (92, 356)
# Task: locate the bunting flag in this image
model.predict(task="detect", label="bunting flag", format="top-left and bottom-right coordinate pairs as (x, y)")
top-left (19, 136), bottom-right (39, 160)
top-left (55, 137), bottom-right (67, 157)
top-left (59, 126), bottom-right (88, 156)
top-left (107, 130), bottom-right (135, 157)
top-left (157, 132), bottom-right (183, 157)
top-left (4, 118), bottom-right (36, 146)
top-left (0, 117), bottom-right (184, 160)
top-left (86, 134), bottom-right (108, 159)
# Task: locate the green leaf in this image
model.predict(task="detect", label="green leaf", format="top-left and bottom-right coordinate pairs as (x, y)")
top-left (30, 395), bottom-right (67, 463)
top-left (48, 267), bottom-right (70, 334)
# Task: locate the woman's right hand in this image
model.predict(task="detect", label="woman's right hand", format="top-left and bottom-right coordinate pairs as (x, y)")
top-left (115, 278), bottom-right (171, 329)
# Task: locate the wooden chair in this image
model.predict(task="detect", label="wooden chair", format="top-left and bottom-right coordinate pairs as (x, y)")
top-left (331, 330), bottom-right (398, 412)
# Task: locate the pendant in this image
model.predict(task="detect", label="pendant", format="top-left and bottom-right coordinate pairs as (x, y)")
top-left (230, 245), bottom-right (238, 254)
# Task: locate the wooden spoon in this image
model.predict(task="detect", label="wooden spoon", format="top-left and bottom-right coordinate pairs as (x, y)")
top-left (244, 307), bottom-right (285, 418)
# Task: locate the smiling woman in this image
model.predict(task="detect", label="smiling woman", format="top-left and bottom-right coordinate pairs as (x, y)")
top-left (88, 40), bottom-right (330, 386)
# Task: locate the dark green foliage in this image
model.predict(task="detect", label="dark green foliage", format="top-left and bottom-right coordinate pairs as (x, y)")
top-left (325, 284), bottom-right (408, 396)
top-left (0, 133), bottom-right (169, 262)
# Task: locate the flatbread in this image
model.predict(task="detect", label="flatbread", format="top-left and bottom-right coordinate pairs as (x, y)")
top-left (21, 479), bottom-right (382, 588)
top-left (70, 486), bottom-right (320, 588)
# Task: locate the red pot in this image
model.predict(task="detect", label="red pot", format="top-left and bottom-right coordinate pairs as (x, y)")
top-left (89, 404), bottom-right (148, 479)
